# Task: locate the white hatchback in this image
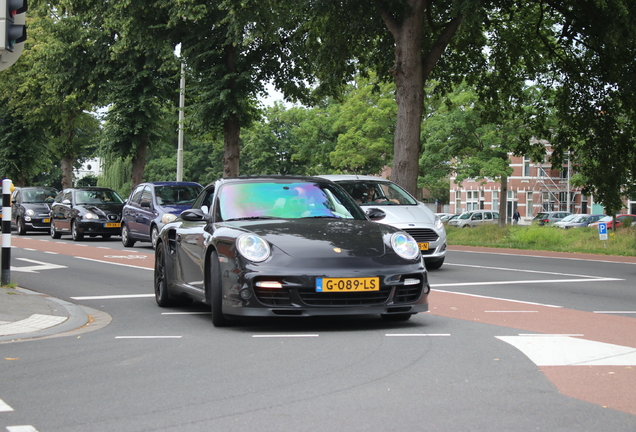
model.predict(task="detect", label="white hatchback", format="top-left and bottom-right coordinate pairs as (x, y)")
top-left (318, 175), bottom-right (447, 269)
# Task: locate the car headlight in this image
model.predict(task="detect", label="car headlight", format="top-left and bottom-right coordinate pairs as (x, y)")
top-left (391, 232), bottom-right (420, 260)
top-left (84, 212), bottom-right (99, 220)
top-left (162, 213), bottom-right (177, 224)
top-left (434, 216), bottom-right (443, 229)
top-left (26, 209), bottom-right (35, 216)
top-left (236, 234), bottom-right (271, 262)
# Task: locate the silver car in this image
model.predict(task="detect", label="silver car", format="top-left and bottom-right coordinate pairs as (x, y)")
top-left (447, 210), bottom-right (499, 228)
top-left (318, 175), bottom-right (447, 269)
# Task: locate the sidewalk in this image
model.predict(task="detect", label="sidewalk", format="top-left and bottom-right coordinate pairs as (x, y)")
top-left (0, 286), bottom-right (110, 343)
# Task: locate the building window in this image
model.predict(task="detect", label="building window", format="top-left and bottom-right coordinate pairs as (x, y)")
top-left (523, 157), bottom-right (530, 177)
top-left (466, 191), bottom-right (479, 211)
top-left (526, 192), bottom-right (533, 217)
top-left (492, 191), bottom-right (499, 212)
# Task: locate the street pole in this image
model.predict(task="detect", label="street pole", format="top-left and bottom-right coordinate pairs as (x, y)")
top-left (2, 179), bottom-right (12, 285)
top-left (176, 61), bottom-right (185, 182)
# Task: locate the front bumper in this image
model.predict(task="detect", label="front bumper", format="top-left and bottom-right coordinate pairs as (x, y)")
top-left (77, 220), bottom-right (122, 235)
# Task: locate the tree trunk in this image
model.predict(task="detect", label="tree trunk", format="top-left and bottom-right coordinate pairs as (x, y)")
top-left (131, 137), bottom-right (148, 189)
top-left (61, 157), bottom-right (74, 189)
top-left (223, 113), bottom-right (240, 178)
top-left (499, 174), bottom-right (508, 227)
top-left (223, 44), bottom-right (240, 178)
top-left (379, 2), bottom-right (462, 195)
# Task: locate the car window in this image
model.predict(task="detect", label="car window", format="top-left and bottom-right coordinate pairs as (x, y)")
top-left (336, 180), bottom-right (417, 206)
top-left (484, 212), bottom-right (492, 220)
top-left (140, 187), bottom-right (153, 206)
top-left (493, 212), bottom-right (499, 219)
top-left (218, 181), bottom-right (364, 221)
top-left (76, 189), bottom-right (124, 205)
top-left (534, 213), bottom-right (548, 220)
top-left (129, 185), bottom-right (145, 205)
top-left (458, 212), bottom-right (471, 220)
top-left (472, 213), bottom-right (482, 220)
top-left (155, 185), bottom-right (202, 205)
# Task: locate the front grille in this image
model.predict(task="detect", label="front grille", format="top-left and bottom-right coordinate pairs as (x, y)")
top-left (393, 285), bottom-right (423, 303)
top-left (298, 287), bottom-right (392, 306)
top-left (255, 288), bottom-right (292, 306)
top-left (403, 228), bottom-right (438, 243)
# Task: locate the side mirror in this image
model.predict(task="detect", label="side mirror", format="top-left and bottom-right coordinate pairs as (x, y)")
top-left (62, 199), bottom-right (71, 205)
top-left (365, 207), bottom-right (386, 221)
top-left (180, 208), bottom-right (210, 222)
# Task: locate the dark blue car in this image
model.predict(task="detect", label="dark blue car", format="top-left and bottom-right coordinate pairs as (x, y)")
top-left (121, 181), bottom-right (203, 248)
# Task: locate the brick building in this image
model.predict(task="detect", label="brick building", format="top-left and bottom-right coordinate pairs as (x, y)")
top-left (449, 144), bottom-right (636, 224)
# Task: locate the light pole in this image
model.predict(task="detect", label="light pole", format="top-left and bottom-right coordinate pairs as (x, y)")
top-left (176, 60), bottom-right (185, 182)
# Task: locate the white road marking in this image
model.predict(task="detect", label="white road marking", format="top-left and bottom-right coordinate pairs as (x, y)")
top-left (434, 289), bottom-right (563, 308)
top-left (71, 294), bottom-right (153, 300)
top-left (103, 255), bottom-right (149, 259)
top-left (0, 399), bottom-right (14, 412)
top-left (594, 311), bottom-right (636, 314)
top-left (73, 256), bottom-right (152, 270)
top-left (162, 312), bottom-right (211, 315)
top-left (115, 336), bottom-right (182, 339)
top-left (445, 262), bottom-right (613, 279)
top-left (7, 426), bottom-right (39, 432)
top-left (252, 334), bottom-right (319, 338)
top-left (431, 277), bottom-right (622, 288)
top-left (385, 334), bottom-right (451, 337)
top-left (485, 311), bottom-right (538, 313)
top-left (10, 258), bottom-right (67, 273)
top-left (497, 335), bottom-right (636, 366)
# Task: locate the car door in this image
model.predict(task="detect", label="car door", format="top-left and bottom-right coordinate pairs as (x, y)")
top-left (123, 185), bottom-right (144, 236)
top-left (483, 211), bottom-right (493, 225)
top-left (174, 185), bottom-right (216, 295)
top-left (470, 211), bottom-right (483, 227)
top-left (11, 189), bottom-right (22, 227)
top-left (133, 186), bottom-right (154, 240)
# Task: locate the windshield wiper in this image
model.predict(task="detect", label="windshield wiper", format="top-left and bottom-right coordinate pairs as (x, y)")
top-left (225, 216), bottom-right (279, 221)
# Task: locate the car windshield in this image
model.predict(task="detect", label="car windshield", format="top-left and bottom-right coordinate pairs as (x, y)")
top-left (76, 189), bottom-right (124, 205)
top-left (219, 181), bottom-right (364, 221)
top-left (534, 213), bottom-right (549, 220)
top-left (599, 216), bottom-right (612, 222)
top-left (559, 214), bottom-right (578, 223)
top-left (22, 189), bottom-right (56, 203)
top-left (155, 185), bottom-right (202, 205)
top-left (458, 212), bottom-right (472, 220)
top-left (572, 215), bottom-right (589, 223)
top-left (336, 180), bottom-right (417, 206)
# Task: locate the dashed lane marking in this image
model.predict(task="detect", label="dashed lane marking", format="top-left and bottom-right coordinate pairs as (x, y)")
top-left (115, 336), bottom-right (182, 339)
top-left (434, 289), bottom-right (563, 308)
top-left (7, 426), bottom-right (39, 432)
top-left (71, 294), bottom-right (153, 300)
top-left (252, 334), bottom-right (319, 338)
top-left (385, 334), bottom-right (451, 337)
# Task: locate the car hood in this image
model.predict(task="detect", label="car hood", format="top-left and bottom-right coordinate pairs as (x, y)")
top-left (80, 203), bottom-right (123, 215)
top-left (225, 219), bottom-right (393, 258)
top-left (364, 204), bottom-right (436, 226)
top-left (21, 203), bottom-right (51, 212)
top-left (161, 204), bottom-right (193, 215)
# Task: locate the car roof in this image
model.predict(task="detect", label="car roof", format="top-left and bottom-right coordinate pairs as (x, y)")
top-left (142, 181), bottom-right (202, 187)
top-left (316, 174), bottom-right (389, 183)
top-left (213, 175), bottom-right (338, 187)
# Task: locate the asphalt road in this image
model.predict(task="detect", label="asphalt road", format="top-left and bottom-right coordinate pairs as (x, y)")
top-left (2, 232), bottom-right (636, 432)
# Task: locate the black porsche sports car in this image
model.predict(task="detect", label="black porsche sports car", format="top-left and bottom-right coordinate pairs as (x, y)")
top-left (154, 176), bottom-right (430, 326)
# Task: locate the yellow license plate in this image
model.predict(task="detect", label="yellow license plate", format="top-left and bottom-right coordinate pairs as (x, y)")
top-left (316, 277), bottom-right (379, 292)
top-left (105, 222), bottom-right (121, 228)
top-left (43, 218), bottom-right (50, 223)
top-left (418, 242), bottom-right (429, 251)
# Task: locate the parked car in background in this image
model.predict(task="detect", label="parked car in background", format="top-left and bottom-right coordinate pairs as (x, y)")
top-left (556, 214), bottom-right (605, 229)
top-left (441, 214), bottom-right (460, 224)
top-left (552, 214), bottom-right (579, 229)
top-left (447, 210), bottom-right (499, 228)
top-left (318, 175), bottom-right (447, 269)
top-left (154, 175), bottom-right (430, 326)
top-left (121, 181), bottom-right (203, 248)
top-left (11, 187), bottom-right (58, 235)
top-left (589, 214), bottom-right (636, 230)
top-left (50, 187), bottom-right (125, 241)
top-left (532, 211), bottom-right (571, 226)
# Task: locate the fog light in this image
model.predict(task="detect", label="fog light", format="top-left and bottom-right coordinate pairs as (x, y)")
top-left (240, 289), bottom-right (252, 300)
top-left (255, 281), bottom-right (283, 289)
top-left (25, 216), bottom-right (32, 221)
top-left (404, 278), bottom-right (420, 286)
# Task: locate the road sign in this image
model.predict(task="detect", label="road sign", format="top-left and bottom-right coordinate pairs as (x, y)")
top-left (598, 222), bottom-right (608, 240)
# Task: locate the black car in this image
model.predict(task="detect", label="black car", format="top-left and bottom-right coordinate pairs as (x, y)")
top-left (11, 186), bottom-right (58, 235)
top-left (121, 181), bottom-right (203, 249)
top-left (154, 176), bottom-right (430, 327)
top-left (50, 187), bottom-right (125, 241)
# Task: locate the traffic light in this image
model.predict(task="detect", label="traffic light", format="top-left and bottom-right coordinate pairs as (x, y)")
top-left (0, 0), bottom-right (27, 53)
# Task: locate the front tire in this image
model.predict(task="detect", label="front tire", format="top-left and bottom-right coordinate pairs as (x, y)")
top-left (71, 220), bottom-right (84, 241)
top-left (209, 251), bottom-right (229, 327)
top-left (17, 217), bottom-right (27, 235)
top-left (151, 226), bottom-right (159, 250)
top-left (154, 242), bottom-right (175, 307)
top-left (50, 221), bottom-right (62, 239)
top-left (121, 224), bottom-right (136, 247)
